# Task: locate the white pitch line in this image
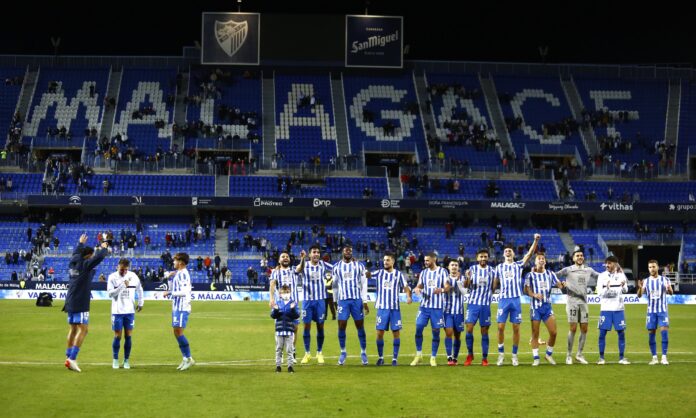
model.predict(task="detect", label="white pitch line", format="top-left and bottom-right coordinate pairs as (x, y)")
top-left (1, 352), bottom-right (695, 368)
top-left (2, 360), bottom-right (696, 367)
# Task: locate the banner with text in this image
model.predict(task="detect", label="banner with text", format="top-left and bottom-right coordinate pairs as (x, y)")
top-left (3, 290), bottom-right (696, 305)
top-left (345, 15), bottom-right (403, 68)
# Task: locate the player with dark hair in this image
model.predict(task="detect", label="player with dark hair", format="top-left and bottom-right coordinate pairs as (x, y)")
top-left (163, 252), bottom-right (195, 370)
top-left (463, 249), bottom-right (495, 366)
top-left (493, 233), bottom-right (540, 366)
top-left (596, 255), bottom-right (630, 365)
top-left (107, 258), bottom-right (143, 369)
top-left (63, 234), bottom-right (109, 372)
top-left (556, 250), bottom-right (601, 365)
top-left (525, 253), bottom-right (564, 366)
top-left (370, 252), bottom-right (411, 366)
top-left (297, 244), bottom-right (333, 365)
top-left (332, 245), bottom-right (369, 365)
top-left (637, 259), bottom-right (674, 365)
top-left (410, 252), bottom-right (449, 367)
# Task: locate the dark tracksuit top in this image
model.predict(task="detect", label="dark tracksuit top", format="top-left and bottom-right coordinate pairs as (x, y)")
top-left (63, 243), bottom-right (108, 314)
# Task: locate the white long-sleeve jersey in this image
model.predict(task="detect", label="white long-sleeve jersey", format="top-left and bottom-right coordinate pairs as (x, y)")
top-left (107, 271), bottom-right (143, 314)
top-left (596, 271), bottom-right (628, 311)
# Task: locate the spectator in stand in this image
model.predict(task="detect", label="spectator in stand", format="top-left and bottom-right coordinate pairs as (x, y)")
top-left (214, 254), bottom-right (221, 269)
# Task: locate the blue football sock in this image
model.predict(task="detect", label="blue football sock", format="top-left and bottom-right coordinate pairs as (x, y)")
top-left (376, 338), bottom-right (384, 358)
top-left (317, 328), bottom-right (325, 352)
top-left (338, 329), bottom-right (346, 351)
top-left (481, 334), bottom-right (489, 359)
top-left (415, 326), bottom-right (424, 352)
top-left (124, 335), bottom-right (132, 360)
top-left (649, 332), bottom-right (657, 356)
top-left (176, 335), bottom-right (190, 358)
top-left (453, 338), bottom-right (461, 359)
top-left (512, 344), bottom-right (518, 355)
top-left (112, 337), bottom-right (121, 360)
top-left (598, 329), bottom-right (607, 358)
top-left (357, 327), bottom-right (367, 351)
top-left (431, 329), bottom-right (441, 357)
top-left (617, 330), bottom-right (625, 359)
top-left (393, 338), bottom-right (401, 360)
top-left (69, 346), bottom-right (80, 360)
top-left (466, 332), bottom-right (474, 355)
top-left (445, 337), bottom-right (453, 357)
top-left (661, 330), bottom-right (669, 355)
top-left (303, 328), bottom-right (311, 352)
top-left (498, 343), bottom-right (504, 354)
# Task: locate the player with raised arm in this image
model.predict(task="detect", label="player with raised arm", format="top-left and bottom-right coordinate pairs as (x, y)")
top-left (556, 250), bottom-right (600, 365)
top-left (494, 233), bottom-right (540, 366)
top-left (332, 245), bottom-right (369, 365)
top-left (107, 258), bottom-right (143, 369)
top-left (596, 256), bottom-right (630, 365)
top-left (297, 245), bottom-right (333, 365)
top-left (637, 260), bottom-right (674, 365)
top-left (370, 252), bottom-right (412, 366)
top-left (163, 252), bottom-right (195, 371)
top-left (410, 253), bottom-right (449, 367)
top-left (63, 233), bottom-right (109, 372)
top-left (463, 249), bottom-right (495, 366)
top-left (524, 253), bottom-right (564, 366)
top-left (443, 259), bottom-right (465, 366)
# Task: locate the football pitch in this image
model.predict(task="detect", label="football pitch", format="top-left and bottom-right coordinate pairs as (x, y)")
top-left (0, 300), bottom-right (694, 417)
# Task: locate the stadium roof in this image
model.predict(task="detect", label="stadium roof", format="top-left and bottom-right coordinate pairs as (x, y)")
top-left (3, 0), bottom-right (694, 66)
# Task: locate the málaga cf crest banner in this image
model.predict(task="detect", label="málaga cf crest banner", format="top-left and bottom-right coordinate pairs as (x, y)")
top-left (345, 15), bottom-right (403, 68)
top-left (202, 12), bottom-right (260, 65)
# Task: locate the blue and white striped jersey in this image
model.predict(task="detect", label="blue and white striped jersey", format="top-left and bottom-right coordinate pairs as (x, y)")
top-left (271, 267), bottom-right (300, 302)
top-left (419, 267), bottom-right (448, 309)
top-left (302, 261), bottom-right (333, 301)
top-left (332, 260), bottom-right (367, 301)
top-left (444, 275), bottom-right (465, 315)
top-left (373, 269), bottom-right (408, 310)
top-left (467, 265), bottom-right (495, 306)
top-left (524, 270), bottom-right (559, 310)
top-left (495, 260), bottom-right (525, 299)
top-left (171, 268), bottom-right (192, 312)
top-left (644, 276), bottom-right (670, 314)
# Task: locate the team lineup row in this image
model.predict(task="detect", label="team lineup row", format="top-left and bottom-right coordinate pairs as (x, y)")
top-left (59, 233), bottom-right (674, 373)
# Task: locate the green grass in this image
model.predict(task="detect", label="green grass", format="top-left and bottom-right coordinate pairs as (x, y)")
top-left (0, 301), bottom-right (694, 417)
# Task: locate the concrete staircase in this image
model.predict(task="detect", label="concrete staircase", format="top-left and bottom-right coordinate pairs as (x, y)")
top-left (561, 76), bottom-right (599, 157)
top-left (558, 232), bottom-right (577, 254)
top-left (413, 71), bottom-right (437, 140)
top-left (215, 227), bottom-right (229, 268)
top-left (215, 175), bottom-right (229, 197)
top-left (261, 72), bottom-right (276, 164)
top-left (664, 79), bottom-right (681, 147)
top-left (14, 66), bottom-right (39, 129)
top-left (479, 74), bottom-right (513, 156)
top-left (99, 66), bottom-right (122, 140)
top-left (172, 70), bottom-right (190, 151)
top-left (388, 177), bottom-right (403, 199)
top-left (331, 72), bottom-right (352, 156)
